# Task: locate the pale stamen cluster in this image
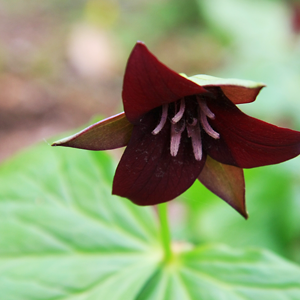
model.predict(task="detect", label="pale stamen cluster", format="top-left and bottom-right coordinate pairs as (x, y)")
top-left (152, 96), bottom-right (220, 161)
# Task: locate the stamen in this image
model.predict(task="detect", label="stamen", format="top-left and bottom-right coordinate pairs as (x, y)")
top-left (155, 95), bottom-right (220, 161)
top-left (197, 96), bottom-right (215, 119)
top-left (171, 98), bottom-right (185, 124)
top-left (152, 104), bottom-right (168, 135)
top-left (170, 121), bottom-right (185, 157)
top-left (186, 123), bottom-right (202, 161)
top-left (200, 110), bottom-right (220, 139)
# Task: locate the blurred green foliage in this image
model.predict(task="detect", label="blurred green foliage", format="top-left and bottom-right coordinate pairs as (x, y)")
top-left (180, 164), bottom-right (300, 264)
top-left (1, 0), bottom-right (300, 272)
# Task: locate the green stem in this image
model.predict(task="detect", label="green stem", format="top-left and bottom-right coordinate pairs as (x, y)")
top-left (157, 202), bottom-right (172, 262)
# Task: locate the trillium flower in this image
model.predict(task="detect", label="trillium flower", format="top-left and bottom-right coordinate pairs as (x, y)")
top-left (52, 42), bottom-right (300, 218)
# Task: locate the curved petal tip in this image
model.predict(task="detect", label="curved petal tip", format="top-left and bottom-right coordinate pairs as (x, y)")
top-left (122, 42), bottom-right (207, 123)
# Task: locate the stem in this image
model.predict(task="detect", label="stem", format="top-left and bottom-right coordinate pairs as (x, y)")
top-left (157, 202), bottom-right (172, 262)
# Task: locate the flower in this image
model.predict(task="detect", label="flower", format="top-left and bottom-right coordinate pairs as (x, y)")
top-left (52, 41), bottom-right (300, 218)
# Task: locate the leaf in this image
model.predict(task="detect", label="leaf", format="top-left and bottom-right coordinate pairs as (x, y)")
top-left (52, 112), bottom-right (133, 150)
top-left (0, 143), bottom-right (300, 299)
top-left (137, 245), bottom-right (300, 300)
top-left (0, 145), bottom-right (162, 300)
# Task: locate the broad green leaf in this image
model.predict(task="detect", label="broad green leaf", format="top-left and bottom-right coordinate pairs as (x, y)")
top-left (0, 145), bottom-right (162, 300)
top-left (1, 143), bottom-right (300, 299)
top-left (137, 245), bottom-right (300, 300)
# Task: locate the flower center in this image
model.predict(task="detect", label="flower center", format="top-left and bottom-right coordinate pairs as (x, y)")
top-left (152, 96), bottom-right (220, 161)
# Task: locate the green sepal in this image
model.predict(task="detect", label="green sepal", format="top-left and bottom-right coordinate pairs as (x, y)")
top-left (52, 112), bottom-right (133, 150)
top-left (183, 73), bottom-right (265, 104)
top-left (198, 156), bottom-right (247, 219)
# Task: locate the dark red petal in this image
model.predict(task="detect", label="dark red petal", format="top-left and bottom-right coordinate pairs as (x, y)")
top-left (204, 89), bottom-right (300, 168)
top-left (113, 109), bottom-right (206, 205)
top-left (198, 156), bottom-right (247, 218)
top-left (122, 42), bottom-right (207, 124)
top-left (52, 112), bottom-right (133, 150)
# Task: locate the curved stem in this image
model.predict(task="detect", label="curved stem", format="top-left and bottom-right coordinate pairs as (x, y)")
top-left (157, 202), bottom-right (172, 262)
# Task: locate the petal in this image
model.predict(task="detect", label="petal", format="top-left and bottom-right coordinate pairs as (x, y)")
top-left (52, 112), bottom-right (133, 150)
top-left (187, 74), bottom-right (265, 104)
top-left (113, 109), bottom-right (206, 205)
top-left (203, 89), bottom-right (300, 168)
top-left (198, 156), bottom-right (247, 219)
top-left (122, 42), bottom-right (207, 124)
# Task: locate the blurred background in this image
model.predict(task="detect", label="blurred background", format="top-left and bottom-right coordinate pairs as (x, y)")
top-left (1, 0), bottom-right (300, 262)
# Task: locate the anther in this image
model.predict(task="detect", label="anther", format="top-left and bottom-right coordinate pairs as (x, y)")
top-left (197, 96), bottom-right (215, 119)
top-left (186, 123), bottom-right (202, 161)
top-left (170, 121), bottom-right (185, 157)
top-left (153, 95), bottom-right (220, 161)
top-left (152, 104), bottom-right (168, 135)
top-left (200, 110), bottom-right (220, 139)
top-left (172, 98), bottom-right (185, 124)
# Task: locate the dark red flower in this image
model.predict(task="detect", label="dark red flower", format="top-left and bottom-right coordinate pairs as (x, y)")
top-left (52, 42), bottom-right (300, 218)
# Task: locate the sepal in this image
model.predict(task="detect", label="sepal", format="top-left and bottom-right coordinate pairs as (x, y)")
top-left (52, 112), bottom-right (133, 150)
top-left (187, 74), bottom-right (265, 104)
top-left (198, 156), bottom-right (247, 218)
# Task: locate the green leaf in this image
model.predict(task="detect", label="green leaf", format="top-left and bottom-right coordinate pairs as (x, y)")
top-left (0, 145), bottom-right (161, 300)
top-left (137, 245), bottom-right (300, 300)
top-left (1, 143), bottom-right (300, 299)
